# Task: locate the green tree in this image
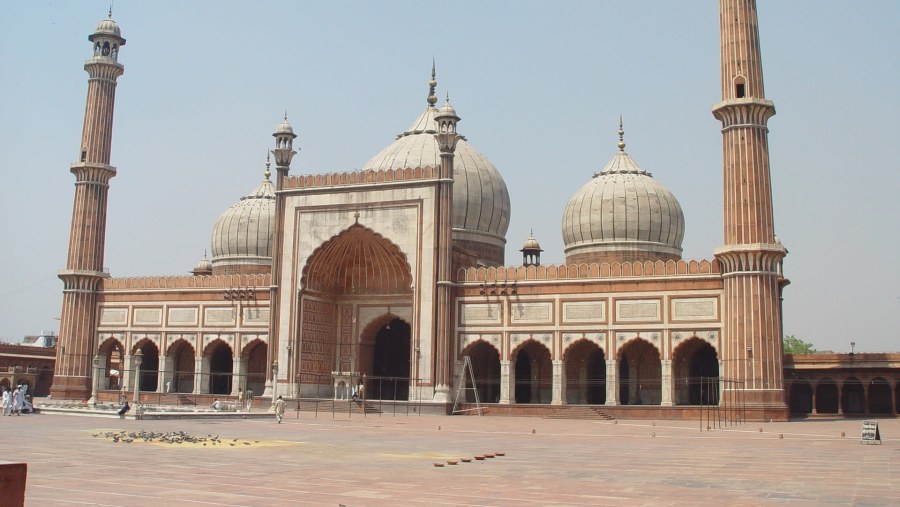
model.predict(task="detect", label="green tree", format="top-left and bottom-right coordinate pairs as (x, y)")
top-left (783, 334), bottom-right (817, 354)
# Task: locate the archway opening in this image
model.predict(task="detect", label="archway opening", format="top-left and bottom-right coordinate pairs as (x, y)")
top-left (842, 378), bottom-right (864, 414)
top-left (617, 339), bottom-right (661, 405)
top-left (564, 340), bottom-right (606, 404)
top-left (513, 341), bottom-right (551, 404)
top-left (369, 318), bottom-right (410, 400)
top-left (815, 378), bottom-right (839, 414)
top-left (136, 342), bottom-right (159, 392)
top-left (244, 341), bottom-right (267, 395)
top-left (868, 377), bottom-right (892, 414)
top-left (789, 379), bottom-right (813, 415)
top-left (462, 341), bottom-right (500, 403)
top-left (207, 342), bottom-right (233, 395)
top-left (673, 338), bottom-right (719, 405)
top-left (98, 338), bottom-right (124, 391)
top-left (170, 340), bottom-right (195, 394)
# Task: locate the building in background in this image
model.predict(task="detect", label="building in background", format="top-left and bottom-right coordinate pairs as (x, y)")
top-left (48, 2), bottom-right (898, 420)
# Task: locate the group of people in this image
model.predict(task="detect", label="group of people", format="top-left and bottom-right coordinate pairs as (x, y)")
top-left (235, 388), bottom-right (254, 411)
top-left (0, 384), bottom-right (31, 416)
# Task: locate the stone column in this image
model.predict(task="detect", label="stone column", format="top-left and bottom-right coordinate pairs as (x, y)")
top-left (231, 356), bottom-right (242, 395)
top-left (605, 359), bottom-right (618, 406)
top-left (157, 355), bottom-right (172, 394)
top-left (499, 360), bottom-right (511, 404)
top-left (660, 359), bottom-right (673, 406)
top-left (811, 381), bottom-right (818, 415)
top-left (121, 354), bottom-right (132, 392)
top-left (193, 357), bottom-right (204, 395)
top-left (551, 360), bottom-right (563, 406)
top-left (837, 382), bottom-right (844, 415)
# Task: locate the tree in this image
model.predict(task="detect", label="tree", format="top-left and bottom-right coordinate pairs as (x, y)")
top-left (783, 335), bottom-right (817, 354)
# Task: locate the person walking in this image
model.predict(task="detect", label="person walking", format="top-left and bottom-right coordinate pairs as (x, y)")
top-left (11, 386), bottom-right (22, 416)
top-left (1, 387), bottom-right (10, 416)
top-left (274, 395), bottom-right (286, 424)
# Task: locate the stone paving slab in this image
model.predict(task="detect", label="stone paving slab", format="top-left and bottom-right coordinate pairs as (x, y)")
top-left (1, 410), bottom-right (896, 506)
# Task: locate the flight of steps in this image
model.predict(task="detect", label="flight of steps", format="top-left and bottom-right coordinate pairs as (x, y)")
top-left (295, 399), bottom-right (381, 415)
top-left (543, 406), bottom-right (615, 421)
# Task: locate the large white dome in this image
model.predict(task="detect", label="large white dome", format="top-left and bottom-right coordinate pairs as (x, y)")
top-left (210, 176), bottom-right (276, 274)
top-left (362, 81), bottom-right (510, 266)
top-left (562, 140), bottom-right (684, 265)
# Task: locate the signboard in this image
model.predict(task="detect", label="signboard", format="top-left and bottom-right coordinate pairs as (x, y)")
top-left (861, 420), bottom-right (881, 445)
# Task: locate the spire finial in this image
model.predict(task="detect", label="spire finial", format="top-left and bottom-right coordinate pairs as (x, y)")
top-left (427, 60), bottom-right (438, 107)
top-left (617, 115), bottom-right (626, 152)
top-left (283, 111), bottom-right (288, 122)
top-left (108, 1), bottom-right (113, 18)
top-left (264, 151), bottom-right (271, 180)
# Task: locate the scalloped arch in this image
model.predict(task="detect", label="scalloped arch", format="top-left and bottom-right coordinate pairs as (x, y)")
top-left (302, 223), bottom-right (413, 295)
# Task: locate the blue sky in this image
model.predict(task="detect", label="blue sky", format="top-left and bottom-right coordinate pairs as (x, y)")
top-left (1, 1), bottom-right (898, 353)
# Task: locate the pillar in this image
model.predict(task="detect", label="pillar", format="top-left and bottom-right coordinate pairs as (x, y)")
top-left (551, 360), bottom-right (563, 406)
top-left (499, 360), bottom-right (511, 404)
top-left (660, 359), bottom-right (673, 406)
top-left (605, 359), bottom-right (618, 406)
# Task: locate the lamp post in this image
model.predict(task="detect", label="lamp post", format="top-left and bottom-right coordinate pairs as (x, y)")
top-left (850, 341), bottom-right (856, 354)
top-left (133, 349), bottom-right (143, 405)
top-left (88, 355), bottom-right (100, 407)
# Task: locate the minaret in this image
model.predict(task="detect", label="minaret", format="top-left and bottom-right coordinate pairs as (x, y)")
top-left (267, 115), bottom-right (298, 399)
top-left (433, 96), bottom-right (460, 402)
top-left (52, 14), bottom-right (126, 400)
top-left (712, 0), bottom-right (788, 419)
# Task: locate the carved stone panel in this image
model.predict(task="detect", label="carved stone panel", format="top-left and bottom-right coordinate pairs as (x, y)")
top-left (671, 298), bottom-right (718, 322)
top-left (459, 303), bottom-right (502, 325)
top-left (168, 307), bottom-right (198, 326)
top-left (562, 301), bottom-right (606, 323)
top-left (99, 308), bottom-right (128, 325)
top-left (205, 307), bottom-right (236, 326)
top-left (510, 302), bottom-right (552, 324)
top-left (133, 308), bottom-right (162, 326)
top-left (615, 300), bottom-right (661, 322)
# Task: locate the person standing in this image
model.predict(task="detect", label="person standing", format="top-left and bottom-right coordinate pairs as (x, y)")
top-left (274, 395), bottom-right (286, 424)
top-left (246, 388), bottom-right (253, 411)
top-left (11, 386), bottom-right (22, 416)
top-left (1, 387), bottom-right (10, 416)
top-left (236, 388), bottom-right (244, 412)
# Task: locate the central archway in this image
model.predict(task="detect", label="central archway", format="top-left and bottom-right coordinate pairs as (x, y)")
top-left (368, 318), bottom-right (411, 400)
top-left (298, 223), bottom-right (414, 395)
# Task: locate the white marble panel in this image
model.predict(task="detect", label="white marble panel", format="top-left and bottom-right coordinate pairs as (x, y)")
top-left (133, 308), bottom-right (162, 326)
top-left (205, 307), bottom-right (236, 326)
top-left (99, 308), bottom-right (128, 325)
top-left (168, 307), bottom-right (198, 326)
top-left (460, 303), bottom-right (502, 325)
top-left (615, 300), bottom-right (660, 322)
top-left (671, 298), bottom-right (717, 321)
top-left (510, 302), bottom-right (552, 324)
top-left (562, 301), bottom-right (606, 323)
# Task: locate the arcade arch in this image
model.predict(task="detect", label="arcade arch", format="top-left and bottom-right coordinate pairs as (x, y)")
top-left (512, 340), bottom-right (551, 404)
top-left (203, 340), bottom-right (233, 395)
top-left (461, 340), bottom-right (501, 403)
top-left (97, 337), bottom-right (124, 390)
top-left (617, 338), bottom-right (661, 405)
top-left (132, 339), bottom-right (159, 392)
top-left (168, 339), bottom-right (195, 394)
top-left (672, 337), bottom-right (719, 405)
top-left (563, 339), bottom-right (605, 405)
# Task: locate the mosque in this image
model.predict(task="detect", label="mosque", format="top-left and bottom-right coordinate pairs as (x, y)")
top-left (49, 1), bottom-right (899, 421)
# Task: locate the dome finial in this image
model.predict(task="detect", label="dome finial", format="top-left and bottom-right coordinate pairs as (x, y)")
top-left (427, 59), bottom-right (438, 107)
top-left (617, 115), bottom-right (626, 152)
top-left (264, 151), bottom-right (271, 180)
top-left (108, 1), bottom-right (113, 18)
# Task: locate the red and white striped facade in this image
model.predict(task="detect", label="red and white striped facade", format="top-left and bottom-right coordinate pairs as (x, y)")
top-left (52, 19), bottom-right (126, 399)
top-left (712, 0), bottom-right (788, 418)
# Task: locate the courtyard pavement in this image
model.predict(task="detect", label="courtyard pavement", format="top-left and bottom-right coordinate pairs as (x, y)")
top-left (2, 407), bottom-right (897, 506)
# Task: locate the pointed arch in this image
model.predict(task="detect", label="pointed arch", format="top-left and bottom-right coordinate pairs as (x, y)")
top-left (617, 337), bottom-right (661, 405)
top-left (672, 337), bottom-right (719, 405)
top-left (461, 340), bottom-right (501, 403)
top-left (168, 339), bottom-right (196, 394)
top-left (563, 339), bottom-right (606, 405)
top-left (511, 339), bottom-right (551, 404)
